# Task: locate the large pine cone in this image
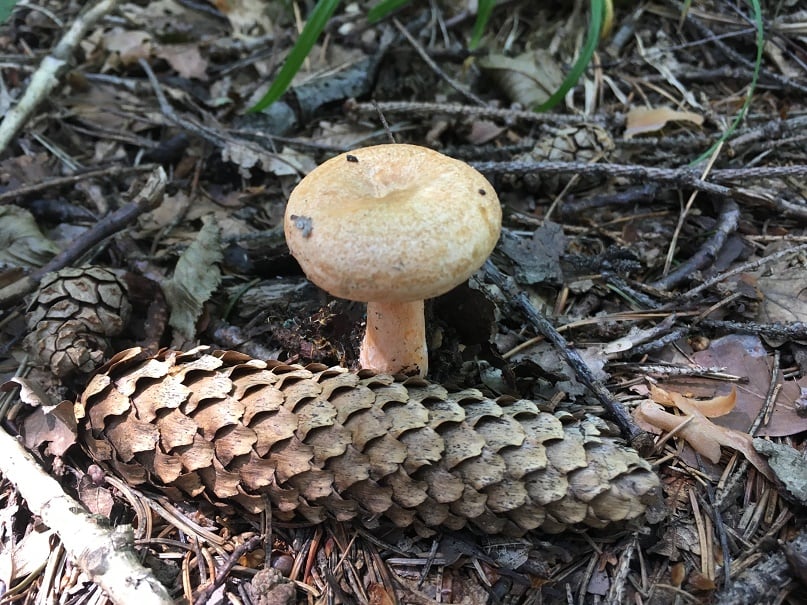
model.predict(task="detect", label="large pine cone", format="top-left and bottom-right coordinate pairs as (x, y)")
top-left (76, 348), bottom-right (659, 536)
top-left (24, 267), bottom-right (131, 377)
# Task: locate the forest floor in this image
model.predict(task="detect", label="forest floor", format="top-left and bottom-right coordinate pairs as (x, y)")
top-left (1, 1), bottom-right (807, 604)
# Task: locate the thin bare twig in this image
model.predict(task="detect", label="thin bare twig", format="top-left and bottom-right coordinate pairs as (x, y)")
top-left (471, 159), bottom-right (807, 191)
top-left (678, 242), bottom-right (807, 301)
top-left (652, 198), bottom-right (741, 290)
top-left (346, 99), bottom-right (601, 126)
top-left (0, 167), bottom-right (167, 308)
top-left (193, 534), bottom-right (264, 605)
top-left (392, 18), bottom-right (487, 107)
top-left (0, 0), bottom-right (120, 153)
top-left (484, 260), bottom-right (649, 448)
top-left (0, 164), bottom-right (157, 205)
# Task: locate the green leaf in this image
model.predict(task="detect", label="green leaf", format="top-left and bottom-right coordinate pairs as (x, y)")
top-left (469, 0), bottom-right (496, 50)
top-left (533, 0), bottom-right (604, 112)
top-left (248, 0), bottom-right (342, 113)
top-left (367, 0), bottom-right (410, 22)
top-left (0, 0), bottom-right (17, 23)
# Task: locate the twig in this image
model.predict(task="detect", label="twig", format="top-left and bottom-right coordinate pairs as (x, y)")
top-left (678, 242), bottom-right (807, 302)
top-left (0, 167), bottom-right (167, 308)
top-left (0, 426), bottom-right (172, 604)
top-left (484, 260), bottom-right (649, 448)
top-left (193, 534), bottom-right (264, 605)
top-left (696, 319), bottom-right (807, 341)
top-left (346, 99), bottom-right (601, 126)
top-left (392, 18), bottom-right (487, 107)
top-left (652, 198), bottom-right (740, 290)
top-left (137, 59), bottom-right (304, 174)
top-left (686, 15), bottom-right (807, 96)
top-left (714, 527), bottom-right (807, 605)
top-left (471, 160), bottom-right (807, 192)
top-left (0, 164), bottom-right (156, 205)
top-left (0, 0), bottom-right (119, 154)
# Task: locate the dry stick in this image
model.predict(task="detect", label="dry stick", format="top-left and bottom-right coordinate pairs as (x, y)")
top-left (0, 164), bottom-right (156, 205)
top-left (0, 166), bottom-right (167, 308)
top-left (472, 160), bottom-right (807, 191)
top-left (193, 534), bottom-right (264, 605)
top-left (0, 427), bottom-right (172, 604)
top-left (714, 527), bottom-right (807, 605)
top-left (391, 18), bottom-right (487, 107)
top-left (346, 99), bottom-right (599, 126)
top-left (677, 242), bottom-right (807, 302)
top-left (137, 59), bottom-right (303, 175)
top-left (0, 0), bottom-right (120, 154)
top-left (652, 198), bottom-right (740, 290)
top-left (686, 15), bottom-right (807, 96)
top-left (483, 260), bottom-right (649, 449)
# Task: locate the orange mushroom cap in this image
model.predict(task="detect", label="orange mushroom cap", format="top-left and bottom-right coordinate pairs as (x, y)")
top-left (284, 144), bottom-right (501, 303)
top-left (284, 144), bottom-right (501, 376)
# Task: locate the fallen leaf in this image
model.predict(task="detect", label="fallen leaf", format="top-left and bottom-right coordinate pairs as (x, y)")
top-left (162, 215), bottom-right (223, 340)
top-left (755, 263), bottom-right (807, 341)
top-left (155, 44), bottom-right (209, 80)
top-left (479, 50), bottom-right (565, 109)
top-left (11, 527), bottom-right (54, 579)
top-left (642, 334), bottom-right (807, 437)
top-left (0, 206), bottom-right (60, 268)
top-left (624, 106), bottom-right (704, 139)
top-left (103, 28), bottom-right (153, 65)
top-left (78, 474), bottom-right (115, 517)
top-left (20, 401), bottom-right (78, 457)
top-left (636, 384), bottom-right (775, 480)
top-left (214, 0), bottom-right (274, 37)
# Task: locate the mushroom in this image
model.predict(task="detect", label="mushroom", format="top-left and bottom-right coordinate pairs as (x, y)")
top-left (284, 144), bottom-right (501, 376)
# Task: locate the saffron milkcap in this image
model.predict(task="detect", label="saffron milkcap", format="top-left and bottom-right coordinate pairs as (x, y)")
top-left (284, 144), bottom-right (501, 302)
top-left (284, 144), bottom-right (501, 376)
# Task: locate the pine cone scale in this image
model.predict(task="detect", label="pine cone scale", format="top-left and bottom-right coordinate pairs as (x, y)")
top-left (76, 348), bottom-right (660, 536)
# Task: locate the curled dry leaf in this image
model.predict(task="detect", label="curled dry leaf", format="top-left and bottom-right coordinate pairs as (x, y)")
top-left (635, 384), bottom-right (774, 480)
top-left (624, 106), bottom-right (704, 139)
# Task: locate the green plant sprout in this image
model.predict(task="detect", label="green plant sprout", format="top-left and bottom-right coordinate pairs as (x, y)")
top-left (249, 0), bottom-right (499, 113)
top-left (0, 0), bottom-right (18, 23)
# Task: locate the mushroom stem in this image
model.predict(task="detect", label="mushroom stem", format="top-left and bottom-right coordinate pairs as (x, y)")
top-left (359, 300), bottom-right (427, 376)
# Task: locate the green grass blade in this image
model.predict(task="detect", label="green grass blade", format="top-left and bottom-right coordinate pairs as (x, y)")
top-left (533, 0), bottom-right (604, 112)
top-left (691, 0), bottom-right (763, 164)
top-left (248, 0), bottom-right (342, 113)
top-left (469, 0), bottom-right (496, 49)
top-left (0, 0), bottom-right (17, 23)
top-left (367, 0), bottom-right (410, 23)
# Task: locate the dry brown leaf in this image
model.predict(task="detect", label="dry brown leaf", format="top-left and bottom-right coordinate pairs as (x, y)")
top-left (644, 335), bottom-right (807, 437)
top-left (624, 106), bottom-right (704, 139)
top-left (155, 44), bottom-right (208, 80)
top-left (103, 28), bottom-right (153, 65)
top-left (636, 384), bottom-right (775, 480)
top-left (21, 401), bottom-right (78, 457)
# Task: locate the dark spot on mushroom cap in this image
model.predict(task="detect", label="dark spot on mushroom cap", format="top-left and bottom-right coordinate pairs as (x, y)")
top-left (346, 154), bottom-right (358, 163)
top-left (290, 214), bottom-right (313, 238)
top-left (478, 188), bottom-right (486, 195)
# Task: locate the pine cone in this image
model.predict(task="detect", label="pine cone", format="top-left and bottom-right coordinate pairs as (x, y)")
top-left (515, 124), bottom-right (614, 193)
top-left (76, 348), bottom-right (659, 536)
top-left (25, 267), bottom-right (131, 378)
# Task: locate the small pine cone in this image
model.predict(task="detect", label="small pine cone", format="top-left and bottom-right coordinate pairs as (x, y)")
top-left (76, 348), bottom-right (659, 536)
top-left (517, 124), bottom-right (614, 194)
top-left (24, 267), bottom-right (131, 378)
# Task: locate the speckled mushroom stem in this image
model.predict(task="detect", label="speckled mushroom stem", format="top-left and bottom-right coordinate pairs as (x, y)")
top-left (359, 300), bottom-right (427, 376)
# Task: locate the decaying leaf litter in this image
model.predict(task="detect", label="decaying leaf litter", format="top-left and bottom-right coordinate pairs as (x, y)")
top-left (1, 1), bottom-right (807, 603)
